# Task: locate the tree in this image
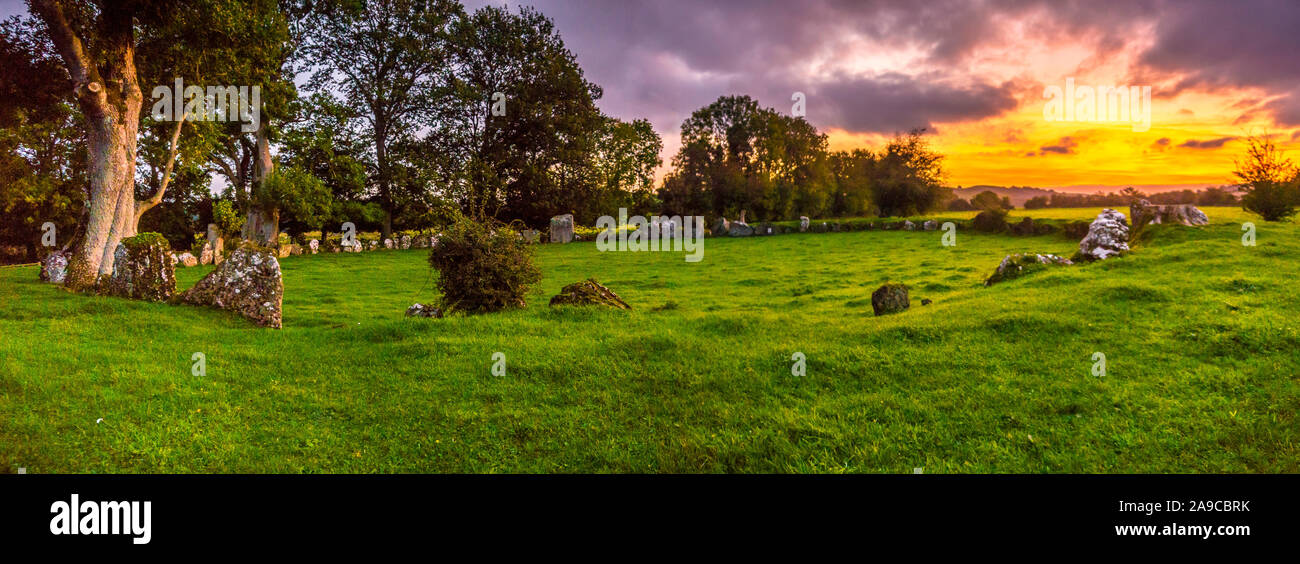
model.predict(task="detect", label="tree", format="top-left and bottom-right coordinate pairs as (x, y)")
top-left (432, 4), bottom-right (605, 226)
top-left (866, 129), bottom-right (945, 217)
top-left (0, 14), bottom-right (85, 264)
top-left (1233, 134), bottom-right (1300, 221)
top-left (28, 0), bottom-right (148, 289)
top-left (304, 0), bottom-right (460, 239)
top-left (1024, 195), bottom-right (1049, 209)
top-left (828, 149), bottom-right (874, 218)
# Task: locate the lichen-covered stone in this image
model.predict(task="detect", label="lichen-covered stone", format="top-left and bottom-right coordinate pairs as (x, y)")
top-left (309, 239), bottom-right (319, 254)
top-left (39, 250), bottom-right (70, 284)
top-left (1077, 209), bottom-right (1130, 261)
top-left (728, 221), bottom-right (754, 237)
top-left (550, 214), bottom-right (575, 243)
top-left (549, 279), bottom-right (631, 309)
top-left (1130, 199), bottom-right (1209, 227)
top-left (182, 243), bottom-right (283, 328)
top-left (405, 303), bottom-right (442, 318)
top-left (40, 250), bottom-right (70, 283)
top-left (105, 233), bottom-right (176, 302)
top-left (871, 283), bottom-right (910, 316)
top-left (984, 253), bottom-right (1073, 286)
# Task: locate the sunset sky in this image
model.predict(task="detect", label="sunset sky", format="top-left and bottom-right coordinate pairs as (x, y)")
top-left (468, 0), bottom-right (1300, 193)
top-left (6, 0), bottom-right (1297, 193)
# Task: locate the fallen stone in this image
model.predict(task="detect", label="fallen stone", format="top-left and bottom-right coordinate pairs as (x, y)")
top-left (923, 220), bottom-right (938, 231)
top-left (405, 303), bottom-right (443, 318)
top-left (1130, 199), bottom-right (1209, 227)
top-left (549, 278), bottom-right (631, 309)
top-left (985, 253), bottom-right (1073, 286)
top-left (182, 243), bottom-right (283, 328)
top-left (728, 221), bottom-right (755, 237)
top-left (712, 217), bottom-right (731, 237)
top-left (176, 252), bottom-right (199, 267)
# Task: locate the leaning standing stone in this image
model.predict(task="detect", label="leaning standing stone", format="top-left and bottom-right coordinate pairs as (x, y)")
top-left (182, 243), bottom-right (283, 328)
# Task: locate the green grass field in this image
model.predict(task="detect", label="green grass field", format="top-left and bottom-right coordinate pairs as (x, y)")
top-left (1, 207), bottom-right (1297, 473)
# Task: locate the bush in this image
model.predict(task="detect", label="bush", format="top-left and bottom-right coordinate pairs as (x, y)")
top-left (212, 199), bottom-right (244, 236)
top-left (1241, 178), bottom-right (1300, 221)
top-left (972, 209), bottom-right (1009, 233)
top-left (428, 214), bottom-right (542, 314)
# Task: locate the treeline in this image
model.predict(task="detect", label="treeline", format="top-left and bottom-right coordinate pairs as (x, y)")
top-left (0, 0), bottom-right (662, 267)
top-left (946, 186), bottom-right (1239, 211)
top-left (657, 95), bottom-right (946, 221)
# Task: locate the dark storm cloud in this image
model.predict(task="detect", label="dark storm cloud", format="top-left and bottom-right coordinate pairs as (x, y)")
top-left (464, 0), bottom-right (1300, 134)
top-left (1138, 0), bottom-right (1300, 125)
top-left (1038, 136), bottom-right (1078, 155)
top-left (1178, 137), bottom-right (1236, 149)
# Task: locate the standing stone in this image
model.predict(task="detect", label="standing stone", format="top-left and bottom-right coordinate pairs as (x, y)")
top-left (182, 243), bottom-right (283, 328)
top-left (923, 220), bottom-right (938, 231)
top-left (39, 250), bottom-right (70, 283)
top-left (384, 238), bottom-right (394, 249)
top-left (871, 283), bottom-right (910, 316)
top-left (902, 220), bottom-right (916, 231)
top-left (1077, 209), bottom-right (1130, 261)
top-left (799, 216), bottom-right (810, 232)
top-left (400, 234), bottom-right (411, 249)
top-left (549, 214), bottom-right (575, 243)
top-left (105, 233), bottom-right (176, 302)
top-left (278, 245), bottom-right (292, 258)
top-left (309, 239), bottom-right (319, 254)
top-left (206, 223), bottom-right (224, 266)
top-left (199, 246), bottom-right (213, 265)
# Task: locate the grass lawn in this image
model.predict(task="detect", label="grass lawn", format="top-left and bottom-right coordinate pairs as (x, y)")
top-left (1, 207), bottom-right (1297, 473)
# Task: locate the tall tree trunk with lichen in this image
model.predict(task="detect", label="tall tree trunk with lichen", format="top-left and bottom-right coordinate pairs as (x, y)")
top-left (241, 121), bottom-right (279, 246)
top-left (31, 1), bottom-right (143, 291)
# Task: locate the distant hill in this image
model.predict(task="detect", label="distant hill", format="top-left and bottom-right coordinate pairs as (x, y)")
top-left (951, 185), bottom-right (1055, 207)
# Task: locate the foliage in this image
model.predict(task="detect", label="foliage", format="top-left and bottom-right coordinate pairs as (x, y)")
top-left (427, 212), bottom-right (542, 313)
top-left (212, 199), bottom-right (244, 236)
top-left (1233, 134), bottom-right (1300, 222)
top-left (261, 164), bottom-right (333, 233)
top-left (972, 208), bottom-right (1010, 233)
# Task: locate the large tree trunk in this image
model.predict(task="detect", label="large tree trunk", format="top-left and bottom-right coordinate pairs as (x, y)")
top-left (33, 1), bottom-right (143, 291)
top-left (375, 119), bottom-right (393, 241)
top-left (241, 122), bottom-right (279, 246)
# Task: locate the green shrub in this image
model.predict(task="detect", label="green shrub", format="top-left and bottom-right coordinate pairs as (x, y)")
top-left (428, 214), bottom-right (542, 314)
top-left (972, 209), bottom-right (1009, 233)
top-left (212, 199), bottom-right (244, 236)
